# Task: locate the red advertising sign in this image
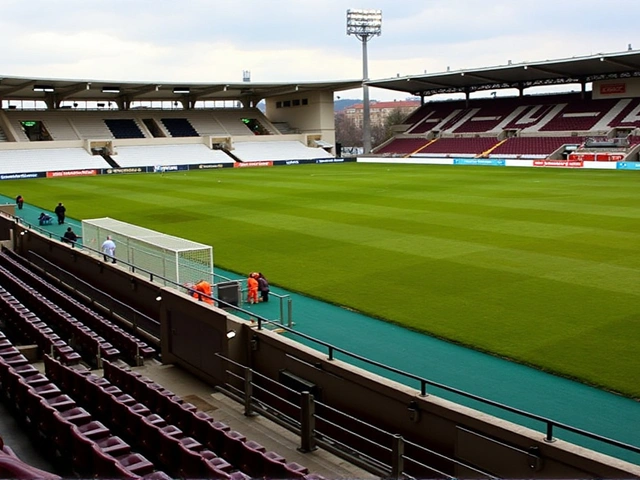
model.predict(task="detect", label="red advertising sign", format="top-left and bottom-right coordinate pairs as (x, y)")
top-left (595, 153), bottom-right (624, 162)
top-left (599, 83), bottom-right (626, 95)
top-left (233, 161), bottom-right (273, 168)
top-left (568, 153), bottom-right (594, 161)
top-left (46, 169), bottom-right (98, 178)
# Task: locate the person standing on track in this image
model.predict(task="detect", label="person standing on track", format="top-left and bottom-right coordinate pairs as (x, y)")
top-left (247, 273), bottom-right (259, 304)
top-left (257, 272), bottom-right (270, 303)
top-left (54, 202), bottom-right (66, 224)
top-left (101, 235), bottom-right (116, 264)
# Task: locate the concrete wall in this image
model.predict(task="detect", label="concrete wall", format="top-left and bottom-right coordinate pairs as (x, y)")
top-left (265, 91), bottom-right (336, 147)
top-left (2, 215), bottom-right (638, 479)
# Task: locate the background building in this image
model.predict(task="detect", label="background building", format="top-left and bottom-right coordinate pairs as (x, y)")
top-left (342, 99), bottom-right (420, 128)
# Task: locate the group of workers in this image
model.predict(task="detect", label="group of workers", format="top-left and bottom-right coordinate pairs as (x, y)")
top-left (187, 272), bottom-right (270, 307)
top-left (247, 272), bottom-right (269, 304)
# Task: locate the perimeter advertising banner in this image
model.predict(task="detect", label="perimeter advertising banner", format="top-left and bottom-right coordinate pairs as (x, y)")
top-left (234, 161), bottom-right (274, 168)
top-left (453, 158), bottom-right (506, 166)
top-left (616, 162), bottom-right (640, 170)
top-left (196, 163), bottom-right (229, 170)
top-left (103, 167), bottom-right (145, 174)
top-left (315, 158), bottom-right (349, 164)
top-left (47, 169), bottom-right (98, 178)
top-left (274, 158), bottom-right (354, 166)
top-left (0, 172), bottom-right (44, 181)
top-left (533, 159), bottom-right (584, 168)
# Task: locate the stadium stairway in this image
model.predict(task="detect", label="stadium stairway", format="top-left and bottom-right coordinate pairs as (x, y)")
top-left (4, 195), bottom-right (640, 467)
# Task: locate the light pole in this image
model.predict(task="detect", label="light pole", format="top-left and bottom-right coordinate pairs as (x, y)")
top-left (347, 9), bottom-right (382, 154)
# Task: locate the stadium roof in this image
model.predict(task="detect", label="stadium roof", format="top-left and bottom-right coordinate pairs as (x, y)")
top-left (0, 76), bottom-right (363, 104)
top-left (367, 49), bottom-right (640, 96)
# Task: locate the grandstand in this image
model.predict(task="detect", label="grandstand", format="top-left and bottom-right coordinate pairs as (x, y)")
top-left (368, 50), bottom-right (640, 166)
top-left (0, 50), bottom-right (639, 479)
top-left (0, 79), bottom-right (355, 176)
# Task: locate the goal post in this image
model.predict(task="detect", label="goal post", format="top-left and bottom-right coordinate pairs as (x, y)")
top-left (81, 217), bottom-right (214, 288)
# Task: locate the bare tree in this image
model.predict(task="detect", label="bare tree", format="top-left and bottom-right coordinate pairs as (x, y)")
top-left (335, 112), bottom-right (362, 148)
top-left (384, 108), bottom-right (409, 139)
top-left (371, 108), bottom-right (408, 149)
top-left (335, 107), bottom-right (410, 151)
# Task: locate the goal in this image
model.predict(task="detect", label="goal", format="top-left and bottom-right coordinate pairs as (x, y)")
top-left (81, 217), bottom-right (213, 288)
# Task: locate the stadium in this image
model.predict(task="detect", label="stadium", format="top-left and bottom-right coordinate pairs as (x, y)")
top-left (0, 42), bottom-right (638, 480)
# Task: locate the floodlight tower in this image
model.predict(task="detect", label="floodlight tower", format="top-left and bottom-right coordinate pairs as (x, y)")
top-left (347, 8), bottom-right (382, 154)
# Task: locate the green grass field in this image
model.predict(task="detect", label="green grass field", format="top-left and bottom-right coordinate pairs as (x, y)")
top-left (4, 163), bottom-right (640, 398)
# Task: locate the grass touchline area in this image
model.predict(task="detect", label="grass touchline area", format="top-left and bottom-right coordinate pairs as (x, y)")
top-left (4, 163), bottom-right (640, 398)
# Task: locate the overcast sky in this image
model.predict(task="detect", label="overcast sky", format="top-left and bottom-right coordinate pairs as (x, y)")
top-left (2, 0), bottom-right (639, 101)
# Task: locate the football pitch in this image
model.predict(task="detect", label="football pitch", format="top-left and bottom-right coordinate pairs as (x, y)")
top-left (5, 163), bottom-right (640, 398)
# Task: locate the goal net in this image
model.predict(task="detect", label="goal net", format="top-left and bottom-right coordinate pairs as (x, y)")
top-left (81, 217), bottom-right (213, 288)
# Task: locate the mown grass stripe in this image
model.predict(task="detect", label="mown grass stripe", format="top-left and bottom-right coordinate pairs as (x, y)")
top-left (3, 163), bottom-right (639, 397)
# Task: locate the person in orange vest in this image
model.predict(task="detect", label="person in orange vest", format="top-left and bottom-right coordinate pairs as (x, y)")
top-left (247, 273), bottom-right (259, 304)
top-left (192, 279), bottom-right (214, 305)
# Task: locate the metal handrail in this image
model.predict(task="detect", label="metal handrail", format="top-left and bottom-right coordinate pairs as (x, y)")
top-left (265, 323), bottom-right (640, 457)
top-left (26, 251), bottom-right (160, 342)
top-left (217, 354), bottom-right (496, 479)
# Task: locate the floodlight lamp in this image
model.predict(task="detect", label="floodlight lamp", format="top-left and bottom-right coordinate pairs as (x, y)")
top-left (173, 87), bottom-right (190, 94)
top-left (102, 86), bottom-right (120, 94)
top-left (346, 9), bottom-right (382, 38)
top-left (226, 330), bottom-right (236, 339)
top-left (155, 295), bottom-right (162, 302)
top-left (33, 85), bottom-right (54, 93)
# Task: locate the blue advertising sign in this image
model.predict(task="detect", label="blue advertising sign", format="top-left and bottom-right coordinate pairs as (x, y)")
top-left (453, 158), bottom-right (506, 166)
top-left (616, 162), bottom-right (640, 170)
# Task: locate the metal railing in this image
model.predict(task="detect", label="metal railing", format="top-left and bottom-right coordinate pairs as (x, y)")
top-left (26, 251), bottom-right (160, 343)
top-left (238, 282), bottom-right (293, 327)
top-left (246, 321), bottom-right (640, 461)
top-left (217, 354), bottom-right (497, 480)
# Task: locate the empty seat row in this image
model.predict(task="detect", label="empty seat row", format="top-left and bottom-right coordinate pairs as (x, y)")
top-left (405, 94), bottom-right (640, 135)
top-left (0, 338), bottom-right (163, 479)
top-left (45, 356), bottom-right (238, 478)
top-left (0, 434), bottom-right (60, 480)
top-left (0, 249), bottom-right (155, 364)
top-left (0, 287), bottom-right (81, 365)
top-left (52, 356), bottom-right (315, 478)
top-left (0, 264), bottom-right (119, 366)
top-left (102, 360), bottom-right (315, 478)
top-left (161, 118), bottom-right (199, 137)
top-left (105, 119), bottom-right (145, 139)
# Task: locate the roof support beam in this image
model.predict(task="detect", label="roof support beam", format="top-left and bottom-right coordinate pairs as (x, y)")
top-left (0, 80), bottom-right (36, 96)
top-left (55, 82), bottom-right (92, 100)
top-left (600, 57), bottom-right (638, 70)
top-left (522, 65), bottom-right (565, 77)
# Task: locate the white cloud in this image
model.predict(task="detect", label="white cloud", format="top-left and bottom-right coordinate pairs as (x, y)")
top-left (2, 0), bottom-right (639, 101)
